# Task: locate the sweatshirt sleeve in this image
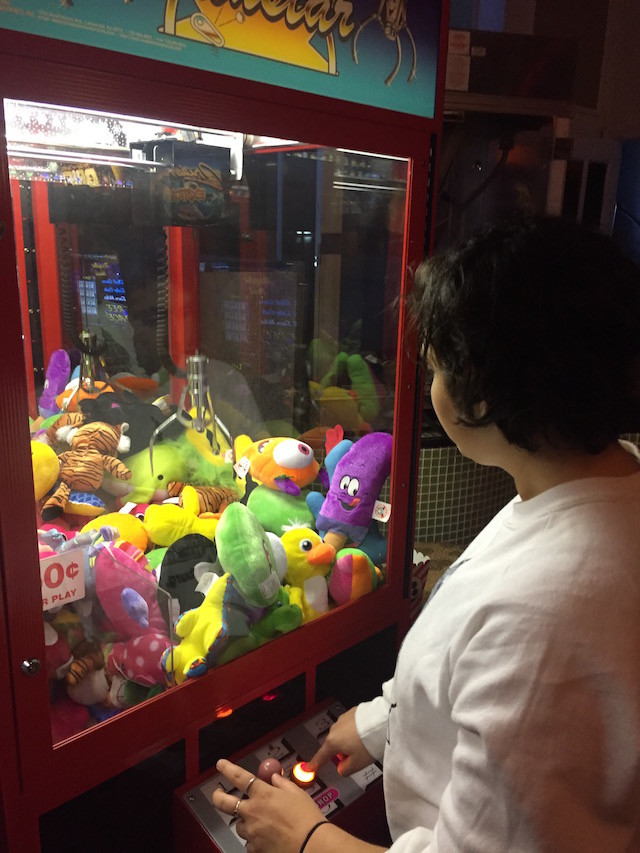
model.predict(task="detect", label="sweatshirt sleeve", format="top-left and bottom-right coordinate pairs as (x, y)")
top-left (355, 677), bottom-right (395, 763)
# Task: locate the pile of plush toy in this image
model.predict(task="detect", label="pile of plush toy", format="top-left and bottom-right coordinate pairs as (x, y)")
top-left (31, 361), bottom-right (393, 742)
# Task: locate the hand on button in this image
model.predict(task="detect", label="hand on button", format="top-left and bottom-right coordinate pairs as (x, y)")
top-left (290, 761), bottom-right (316, 789)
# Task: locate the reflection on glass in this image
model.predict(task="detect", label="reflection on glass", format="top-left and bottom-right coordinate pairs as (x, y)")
top-left (6, 99), bottom-right (408, 742)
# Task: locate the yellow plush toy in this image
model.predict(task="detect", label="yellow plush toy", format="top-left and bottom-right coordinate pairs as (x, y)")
top-left (31, 440), bottom-right (60, 501)
top-left (144, 486), bottom-right (219, 547)
top-left (162, 573), bottom-right (232, 685)
top-left (281, 526), bottom-right (335, 623)
top-left (81, 511), bottom-right (149, 555)
top-left (309, 381), bottom-right (370, 434)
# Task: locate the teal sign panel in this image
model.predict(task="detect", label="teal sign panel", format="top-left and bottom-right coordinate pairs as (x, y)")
top-left (0, 1), bottom-right (441, 118)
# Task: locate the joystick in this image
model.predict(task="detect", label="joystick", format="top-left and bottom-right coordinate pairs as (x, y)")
top-left (257, 757), bottom-right (284, 783)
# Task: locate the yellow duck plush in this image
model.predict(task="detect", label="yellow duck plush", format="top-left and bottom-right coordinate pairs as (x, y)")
top-left (281, 526), bottom-right (335, 623)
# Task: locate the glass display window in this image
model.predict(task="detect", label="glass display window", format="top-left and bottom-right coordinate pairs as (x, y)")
top-left (6, 98), bottom-right (408, 743)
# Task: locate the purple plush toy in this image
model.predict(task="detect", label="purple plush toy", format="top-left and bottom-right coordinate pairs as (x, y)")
top-left (38, 349), bottom-right (71, 418)
top-left (315, 432), bottom-right (393, 550)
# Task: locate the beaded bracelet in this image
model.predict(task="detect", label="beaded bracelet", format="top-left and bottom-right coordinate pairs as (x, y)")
top-left (300, 820), bottom-right (330, 853)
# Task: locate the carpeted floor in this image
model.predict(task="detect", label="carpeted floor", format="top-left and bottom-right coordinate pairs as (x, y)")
top-left (415, 540), bottom-right (465, 602)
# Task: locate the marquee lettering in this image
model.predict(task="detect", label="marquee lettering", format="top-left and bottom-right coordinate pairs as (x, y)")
top-left (164, 162), bottom-right (224, 192)
top-left (200, 0), bottom-right (355, 40)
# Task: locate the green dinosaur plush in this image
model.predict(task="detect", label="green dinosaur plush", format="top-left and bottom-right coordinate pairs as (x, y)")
top-left (215, 502), bottom-right (282, 608)
top-left (217, 587), bottom-right (302, 665)
top-left (246, 484), bottom-right (315, 536)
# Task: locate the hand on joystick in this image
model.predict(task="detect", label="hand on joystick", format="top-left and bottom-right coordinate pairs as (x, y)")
top-left (257, 757), bottom-right (284, 783)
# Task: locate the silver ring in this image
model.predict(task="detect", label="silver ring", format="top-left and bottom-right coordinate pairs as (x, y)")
top-left (233, 797), bottom-right (243, 819)
top-left (245, 776), bottom-right (256, 795)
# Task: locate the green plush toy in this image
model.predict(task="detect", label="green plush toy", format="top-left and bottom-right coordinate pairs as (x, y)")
top-left (215, 502), bottom-right (282, 608)
top-left (118, 435), bottom-right (237, 505)
top-left (116, 442), bottom-right (188, 504)
top-left (321, 352), bottom-right (380, 422)
top-left (162, 515), bottom-right (303, 682)
top-left (246, 484), bottom-right (316, 536)
top-left (217, 586), bottom-right (303, 665)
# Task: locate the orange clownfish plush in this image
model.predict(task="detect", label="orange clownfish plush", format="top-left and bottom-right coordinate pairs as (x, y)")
top-left (234, 436), bottom-right (319, 496)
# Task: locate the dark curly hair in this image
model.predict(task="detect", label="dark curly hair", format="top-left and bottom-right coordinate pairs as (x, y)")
top-left (411, 216), bottom-right (640, 453)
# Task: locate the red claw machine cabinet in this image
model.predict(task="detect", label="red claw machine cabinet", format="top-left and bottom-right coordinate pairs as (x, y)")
top-left (0, 2), bottom-right (447, 850)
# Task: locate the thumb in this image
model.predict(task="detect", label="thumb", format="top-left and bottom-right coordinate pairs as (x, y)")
top-left (270, 772), bottom-right (301, 793)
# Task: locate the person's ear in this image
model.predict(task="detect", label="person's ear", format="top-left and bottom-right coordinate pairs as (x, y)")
top-left (474, 400), bottom-right (489, 419)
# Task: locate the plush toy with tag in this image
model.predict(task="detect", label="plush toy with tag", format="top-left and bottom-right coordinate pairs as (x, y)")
top-left (234, 436), bottom-right (319, 496)
top-left (280, 526), bottom-right (335, 623)
top-left (41, 420), bottom-right (132, 521)
top-left (215, 502), bottom-right (283, 608)
top-left (161, 500), bottom-right (305, 683)
top-left (307, 432), bottom-right (393, 552)
top-left (162, 572), bottom-right (234, 684)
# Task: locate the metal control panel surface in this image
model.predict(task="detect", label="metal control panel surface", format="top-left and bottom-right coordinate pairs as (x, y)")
top-left (181, 701), bottom-right (383, 851)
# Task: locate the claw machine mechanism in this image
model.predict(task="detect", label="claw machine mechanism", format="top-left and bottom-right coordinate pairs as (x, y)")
top-left (0, 2), bottom-right (448, 850)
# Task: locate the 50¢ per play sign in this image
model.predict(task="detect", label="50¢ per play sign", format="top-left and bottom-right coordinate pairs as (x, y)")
top-left (40, 547), bottom-right (87, 612)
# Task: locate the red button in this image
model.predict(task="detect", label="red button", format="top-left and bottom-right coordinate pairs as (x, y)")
top-left (290, 762), bottom-right (316, 788)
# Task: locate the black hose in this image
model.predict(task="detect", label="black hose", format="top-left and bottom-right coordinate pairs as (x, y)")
top-left (155, 226), bottom-right (186, 378)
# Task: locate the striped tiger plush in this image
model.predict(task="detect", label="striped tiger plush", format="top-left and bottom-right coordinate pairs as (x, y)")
top-left (167, 481), bottom-right (239, 514)
top-left (65, 642), bottom-right (105, 687)
top-left (41, 421), bottom-right (132, 521)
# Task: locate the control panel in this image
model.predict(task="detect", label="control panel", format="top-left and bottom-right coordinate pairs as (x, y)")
top-left (175, 700), bottom-right (384, 852)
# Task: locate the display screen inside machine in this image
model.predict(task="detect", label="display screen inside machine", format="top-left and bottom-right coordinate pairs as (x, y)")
top-left (5, 98), bottom-right (408, 745)
top-left (76, 255), bottom-right (129, 326)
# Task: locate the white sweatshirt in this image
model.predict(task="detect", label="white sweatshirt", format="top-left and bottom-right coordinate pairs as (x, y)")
top-left (356, 443), bottom-right (640, 852)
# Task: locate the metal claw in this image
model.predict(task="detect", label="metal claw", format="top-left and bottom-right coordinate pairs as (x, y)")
top-left (149, 353), bottom-right (232, 474)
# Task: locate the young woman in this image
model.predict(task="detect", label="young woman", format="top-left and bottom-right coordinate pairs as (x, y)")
top-left (213, 217), bottom-right (640, 852)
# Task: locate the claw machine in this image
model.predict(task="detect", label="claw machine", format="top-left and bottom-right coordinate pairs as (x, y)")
top-left (0, 2), bottom-right (448, 850)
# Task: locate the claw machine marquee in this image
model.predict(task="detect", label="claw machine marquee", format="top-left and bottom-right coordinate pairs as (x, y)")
top-left (0, 1), bottom-right (448, 850)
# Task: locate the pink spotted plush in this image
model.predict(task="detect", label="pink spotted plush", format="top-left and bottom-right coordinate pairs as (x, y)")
top-left (94, 540), bottom-right (170, 685)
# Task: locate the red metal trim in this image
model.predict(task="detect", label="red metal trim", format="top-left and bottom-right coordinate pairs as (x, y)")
top-left (31, 180), bottom-right (63, 363)
top-left (168, 225), bottom-right (200, 366)
top-left (0, 98), bottom-right (51, 853)
top-left (10, 178), bottom-right (37, 418)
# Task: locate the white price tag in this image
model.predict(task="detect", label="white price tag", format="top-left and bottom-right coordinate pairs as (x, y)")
top-left (40, 547), bottom-right (86, 612)
top-left (371, 500), bottom-right (391, 523)
top-left (233, 455), bottom-right (251, 478)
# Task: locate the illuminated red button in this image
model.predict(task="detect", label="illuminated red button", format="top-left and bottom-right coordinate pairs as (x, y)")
top-left (290, 762), bottom-right (316, 789)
